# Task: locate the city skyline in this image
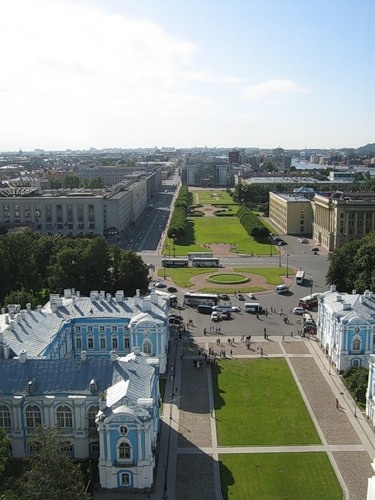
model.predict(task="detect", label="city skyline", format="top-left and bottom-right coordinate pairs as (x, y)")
top-left (0, 0), bottom-right (373, 151)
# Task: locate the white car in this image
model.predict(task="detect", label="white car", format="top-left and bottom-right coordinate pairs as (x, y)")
top-left (231, 306), bottom-right (241, 312)
top-left (293, 307), bottom-right (305, 315)
top-left (298, 238), bottom-right (308, 243)
top-left (211, 311), bottom-right (220, 321)
top-left (247, 293), bottom-right (256, 299)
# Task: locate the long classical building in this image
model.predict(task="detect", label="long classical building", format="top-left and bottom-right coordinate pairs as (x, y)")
top-left (269, 190), bottom-right (375, 251)
top-left (317, 285), bottom-right (375, 372)
top-left (0, 170), bottom-right (161, 238)
top-left (0, 288), bottom-right (170, 492)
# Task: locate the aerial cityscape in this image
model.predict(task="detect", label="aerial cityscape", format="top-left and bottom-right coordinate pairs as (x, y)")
top-left (0, 0), bottom-right (375, 499)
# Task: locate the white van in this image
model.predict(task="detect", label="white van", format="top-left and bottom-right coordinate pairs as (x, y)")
top-left (303, 312), bottom-right (313, 322)
top-left (244, 302), bottom-right (263, 313)
top-left (275, 284), bottom-right (289, 294)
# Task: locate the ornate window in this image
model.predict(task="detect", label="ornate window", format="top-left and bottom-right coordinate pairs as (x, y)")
top-left (352, 337), bottom-right (361, 352)
top-left (0, 405), bottom-right (11, 428)
top-left (112, 336), bottom-right (118, 349)
top-left (87, 325), bottom-right (93, 333)
top-left (56, 405), bottom-right (73, 429)
top-left (88, 405), bottom-right (99, 429)
top-left (99, 326), bottom-right (105, 333)
top-left (75, 326), bottom-right (81, 333)
top-left (87, 336), bottom-right (94, 349)
top-left (119, 425), bottom-right (128, 436)
top-left (120, 472), bottom-right (130, 486)
top-left (118, 441), bottom-right (131, 460)
top-left (143, 341), bottom-right (152, 355)
top-left (124, 337), bottom-right (130, 350)
top-left (111, 325), bottom-right (118, 333)
top-left (26, 405), bottom-right (42, 428)
top-left (60, 442), bottom-right (74, 455)
top-left (76, 337), bottom-right (82, 349)
top-left (99, 336), bottom-right (106, 349)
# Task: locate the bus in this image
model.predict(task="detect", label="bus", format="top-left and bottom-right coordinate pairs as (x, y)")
top-left (299, 293), bottom-right (319, 310)
top-left (184, 292), bottom-right (219, 307)
top-left (191, 257), bottom-right (220, 268)
top-left (187, 252), bottom-right (213, 260)
top-left (161, 258), bottom-right (189, 268)
top-left (151, 290), bottom-right (178, 307)
top-left (296, 270), bottom-right (305, 285)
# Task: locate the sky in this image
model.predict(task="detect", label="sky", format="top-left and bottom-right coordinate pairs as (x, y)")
top-left (0, 0), bottom-right (373, 151)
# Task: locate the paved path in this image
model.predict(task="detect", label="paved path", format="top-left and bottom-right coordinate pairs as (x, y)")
top-left (96, 334), bottom-right (375, 499)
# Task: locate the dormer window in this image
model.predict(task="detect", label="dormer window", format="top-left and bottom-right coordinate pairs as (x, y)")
top-left (27, 381), bottom-right (34, 393)
top-left (89, 379), bottom-right (97, 392)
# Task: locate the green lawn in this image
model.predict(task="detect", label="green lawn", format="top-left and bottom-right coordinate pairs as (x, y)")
top-left (212, 359), bottom-right (320, 446)
top-left (234, 267), bottom-right (295, 285)
top-left (220, 453), bottom-right (343, 500)
top-left (165, 217), bottom-right (272, 256)
top-left (193, 190), bottom-right (235, 205)
top-left (157, 266), bottom-right (291, 292)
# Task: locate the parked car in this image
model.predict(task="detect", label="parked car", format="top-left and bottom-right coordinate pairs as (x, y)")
top-left (169, 314), bottom-right (183, 321)
top-left (236, 293), bottom-right (245, 300)
top-left (168, 286), bottom-right (178, 293)
top-left (154, 282), bottom-right (167, 288)
top-left (219, 294), bottom-right (230, 301)
top-left (230, 306), bottom-right (241, 312)
top-left (211, 311), bottom-right (220, 322)
top-left (298, 238), bottom-right (308, 243)
top-left (221, 310), bottom-right (231, 320)
top-left (311, 246), bottom-right (319, 252)
top-left (293, 307), bottom-right (305, 315)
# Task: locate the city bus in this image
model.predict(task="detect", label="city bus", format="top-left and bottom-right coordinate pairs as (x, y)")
top-left (184, 292), bottom-right (219, 307)
top-left (187, 252), bottom-right (214, 260)
top-left (295, 270), bottom-right (305, 285)
top-left (299, 293), bottom-right (319, 310)
top-left (191, 257), bottom-right (220, 268)
top-left (161, 258), bottom-right (189, 268)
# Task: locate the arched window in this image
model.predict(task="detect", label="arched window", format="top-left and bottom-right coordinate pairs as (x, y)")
top-left (120, 472), bottom-right (130, 486)
top-left (352, 337), bottom-right (361, 352)
top-left (352, 359), bottom-right (360, 367)
top-left (88, 405), bottom-right (99, 430)
top-left (118, 441), bottom-right (131, 460)
top-left (99, 336), bottom-right (106, 349)
top-left (87, 336), bottom-right (94, 349)
top-left (143, 341), bottom-right (152, 355)
top-left (0, 405), bottom-right (11, 429)
top-left (25, 405), bottom-right (42, 428)
top-left (60, 442), bottom-right (74, 456)
top-left (56, 405), bottom-right (73, 429)
top-left (112, 335), bottom-right (118, 349)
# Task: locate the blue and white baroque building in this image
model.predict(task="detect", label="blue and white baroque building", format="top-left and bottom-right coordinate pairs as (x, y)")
top-left (0, 288), bottom-right (170, 492)
top-left (317, 285), bottom-right (375, 373)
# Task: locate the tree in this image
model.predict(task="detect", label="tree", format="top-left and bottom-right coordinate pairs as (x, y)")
top-left (113, 251), bottom-right (150, 296)
top-left (0, 427), bottom-right (10, 478)
top-left (343, 367), bottom-right (369, 404)
top-left (21, 426), bottom-right (90, 500)
top-left (62, 175), bottom-right (80, 189)
top-left (326, 232), bottom-right (375, 293)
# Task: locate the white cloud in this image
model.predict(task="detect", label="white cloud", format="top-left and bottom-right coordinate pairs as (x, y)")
top-left (243, 79), bottom-right (310, 101)
top-left (0, 0), bottom-right (217, 148)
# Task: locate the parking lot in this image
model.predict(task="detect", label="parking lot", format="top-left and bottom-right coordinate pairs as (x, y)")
top-left (170, 288), bottom-right (313, 339)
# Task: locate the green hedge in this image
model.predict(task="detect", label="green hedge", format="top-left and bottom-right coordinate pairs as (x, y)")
top-left (237, 206), bottom-right (269, 239)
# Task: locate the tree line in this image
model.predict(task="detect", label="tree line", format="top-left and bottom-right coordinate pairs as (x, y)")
top-left (0, 230), bottom-right (149, 309)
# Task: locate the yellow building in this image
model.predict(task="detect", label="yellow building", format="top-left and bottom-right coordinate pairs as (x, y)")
top-left (313, 192), bottom-right (375, 251)
top-left (269, 192), bottom-right (313, 235)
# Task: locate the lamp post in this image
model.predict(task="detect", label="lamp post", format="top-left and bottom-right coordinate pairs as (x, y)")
top-left (286, 253), bottom-right (289, 278)
top-left (278, 252), bottom-right (281, 267)
top-left (354, 397), bottom-right (358, 418)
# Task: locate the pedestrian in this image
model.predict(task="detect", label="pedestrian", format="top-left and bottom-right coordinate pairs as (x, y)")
top-left (256, 313), bottom-right (259, 320)
top-left (291, 331), bottom-right (293, 337)
top-left (218, 327), bottom-right (221, 333)
top-left (230, 349), bottom-right (233, 356)
top-left (232, 337), bottom-right (235, 344)
top-left (282, 335), bottom-right (284, 341)
top-left (336, 398), bottom-right (339, 410)
top-left (204, 327), bottom-right (207, 335)
top-left (264, 332), bottom-right (267, 339)
top-left (228, 338), bottom-right (231, 345)
top-left (264, 328), bottom-right (266, 335)
top-left (265, 310), bottom-right (268, 317)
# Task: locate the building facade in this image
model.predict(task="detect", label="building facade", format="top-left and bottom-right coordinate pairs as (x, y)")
top-left (0, 288), bottom-right (169, 374)
top-left (312, 192), bottom-right (375, 251)
top-left (0, 351), bottom-right (160, 491)
top-left (268, 192), bottom-right (313, 236)
top-left (317, 285), bottom-right (375, 372)
top-left (0, 171), bottom-right (161, 238)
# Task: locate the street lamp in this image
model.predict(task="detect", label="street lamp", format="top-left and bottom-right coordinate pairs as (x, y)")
top-left (354, 397), bottom-right (358, 417)
top-left (286, 253), bottom-right (289, 278)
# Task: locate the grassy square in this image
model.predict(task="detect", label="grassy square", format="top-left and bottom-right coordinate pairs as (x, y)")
top-left (219, 452), bottom-right (343, 499)
top-left (212, 358), bottom-right (321, 446)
